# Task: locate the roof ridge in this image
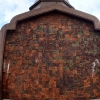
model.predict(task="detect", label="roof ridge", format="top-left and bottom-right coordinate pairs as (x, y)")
top-left (29, 0), bottom-right (74, 10)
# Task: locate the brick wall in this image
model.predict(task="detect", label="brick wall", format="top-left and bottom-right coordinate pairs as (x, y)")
top-left (3, 12), bottom-right (100, 100)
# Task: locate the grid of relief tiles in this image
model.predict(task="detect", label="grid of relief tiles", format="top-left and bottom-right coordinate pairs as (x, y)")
top-left (3, 13), bottom-right (100, 100)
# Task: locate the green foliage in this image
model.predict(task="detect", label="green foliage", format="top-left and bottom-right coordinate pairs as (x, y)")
top-left (63, 66), bottom-right (69, 71)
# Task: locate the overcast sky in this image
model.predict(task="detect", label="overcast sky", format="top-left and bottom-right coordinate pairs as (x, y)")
top-left (0, 0), bottom-right (100, 29)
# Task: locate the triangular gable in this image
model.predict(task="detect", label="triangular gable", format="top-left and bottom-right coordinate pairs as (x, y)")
top-left (0, 3), bottom-right (100, 100)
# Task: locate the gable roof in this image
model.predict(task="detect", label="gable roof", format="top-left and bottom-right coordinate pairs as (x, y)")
top-left (0, 2), bottom-right (100, 100)
top-left (29, 0), bottom-right (74, 10)
top-left (1, 3), bottom-right (100, 32)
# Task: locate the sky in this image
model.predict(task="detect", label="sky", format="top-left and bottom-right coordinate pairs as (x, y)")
top-left (0, 0), bottom-right (100, 29)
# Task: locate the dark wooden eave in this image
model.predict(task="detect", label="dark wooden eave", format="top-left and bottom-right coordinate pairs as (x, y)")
top-left (29, 0), bottom-right (74, 10)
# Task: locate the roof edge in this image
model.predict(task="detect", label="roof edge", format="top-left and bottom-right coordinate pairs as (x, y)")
top-left (29, 0), bottom-right (74, 10)
top-left (29, 0), bottom-right (40, 10)
top-left (1, 3), bottom-right (100, 32)
top-left (64, 0), bottom-right (74, 9)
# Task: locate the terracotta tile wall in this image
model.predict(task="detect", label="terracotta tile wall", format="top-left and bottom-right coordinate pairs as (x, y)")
top-left (3, 12), bottom-right (100, 100)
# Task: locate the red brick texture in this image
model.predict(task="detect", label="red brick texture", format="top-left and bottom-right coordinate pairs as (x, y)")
top-left (3, 12), bottom-right (100, 100)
